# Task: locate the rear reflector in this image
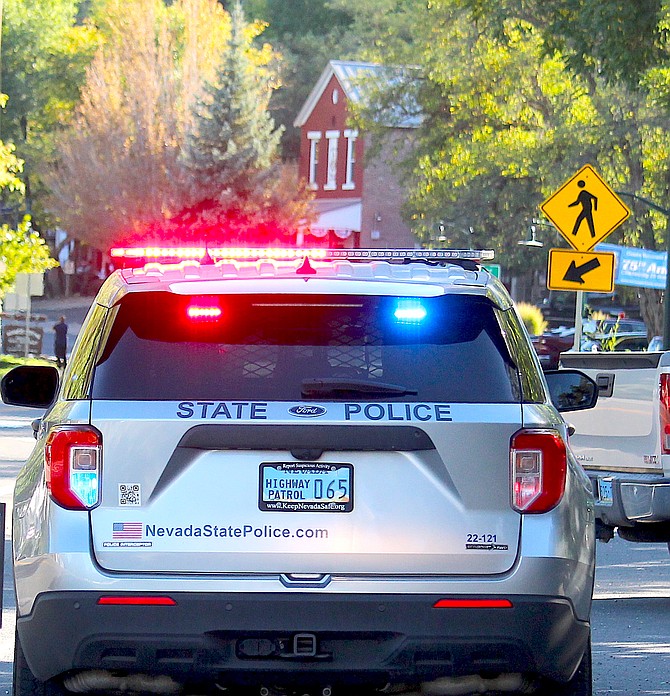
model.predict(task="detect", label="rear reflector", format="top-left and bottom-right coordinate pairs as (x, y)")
top-left (97, 596), bottom-right (177, 606)
top-left (433, 599), bottom-right (513, 609)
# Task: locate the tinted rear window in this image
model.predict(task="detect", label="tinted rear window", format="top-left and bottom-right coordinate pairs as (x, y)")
top-left (92, 292), bottom-right (520, 402)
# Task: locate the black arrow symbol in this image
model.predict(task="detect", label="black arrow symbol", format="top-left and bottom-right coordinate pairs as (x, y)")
top-left (563, 257), bottom-right (601, 283)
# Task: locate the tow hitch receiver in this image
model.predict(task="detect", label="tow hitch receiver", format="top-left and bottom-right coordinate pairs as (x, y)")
top-left (237, 633), bottom-right (329, 660)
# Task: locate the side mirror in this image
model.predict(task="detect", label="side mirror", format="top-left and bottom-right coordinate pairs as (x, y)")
top-left (544, 369), bottom-right (598, 413)
top-left (1, 365), bottom-right (59, 409)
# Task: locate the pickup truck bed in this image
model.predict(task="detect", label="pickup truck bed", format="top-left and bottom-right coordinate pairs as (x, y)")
top-left (560, 351), bottom-right (670, 549)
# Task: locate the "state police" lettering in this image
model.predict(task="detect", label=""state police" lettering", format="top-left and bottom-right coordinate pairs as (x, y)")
top-left (344, 403), bottom-right (452, 421)
top-left (175, 401), bottom-right (452, 421)
top-left (177, 401), bottom-right (268, 419)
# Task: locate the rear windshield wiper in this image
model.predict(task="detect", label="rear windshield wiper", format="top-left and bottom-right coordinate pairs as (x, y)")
top-left (301, 378), bottom-right (418, 398)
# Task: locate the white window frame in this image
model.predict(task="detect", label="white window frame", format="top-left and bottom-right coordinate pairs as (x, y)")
top-left (324, 130), bottom-right (340, 191)
top-left (342, 129), bottom-right (358, 191)
top-left (307, 131), bottom-right (321, 190)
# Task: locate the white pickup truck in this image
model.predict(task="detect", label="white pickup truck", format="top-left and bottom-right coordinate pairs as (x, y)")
top-left (560, 351), bottom-right (670, 553)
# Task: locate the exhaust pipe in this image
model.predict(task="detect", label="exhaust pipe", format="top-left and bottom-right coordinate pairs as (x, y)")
top-left (421, 673), bottom-right (532, 695)
top-left (63, 670), bottom-right (181, 694)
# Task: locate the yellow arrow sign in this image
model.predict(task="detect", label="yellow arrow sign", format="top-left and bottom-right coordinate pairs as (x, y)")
top-left (540, 165), bottom-right (630, 252)
top-left (547, 249), bottom-right (615, 292)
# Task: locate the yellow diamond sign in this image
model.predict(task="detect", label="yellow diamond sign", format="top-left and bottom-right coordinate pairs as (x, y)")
top-left (540, 164), bottom-right (631, 252)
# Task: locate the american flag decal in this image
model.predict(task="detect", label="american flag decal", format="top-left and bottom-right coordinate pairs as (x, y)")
top-left (112, 522), bottom-right (143, 539)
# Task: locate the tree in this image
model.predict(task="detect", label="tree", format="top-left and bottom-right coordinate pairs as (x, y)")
top-left (0, 104), bottom-right (55, 298)
top-left (455, 0), bottom-right (668, 86)
top-left (242, 0), bottom-right (356, 158)
top-left (0, 0), bottom-right (99, 229)
top-left (344, 1), bottom-right (670, 335)
top-left (183, 0), bottom-right (311, 242)
top-left (48, 0), bottom-right (243, 250)
top-left (0, 219), bottom-right (57, 299)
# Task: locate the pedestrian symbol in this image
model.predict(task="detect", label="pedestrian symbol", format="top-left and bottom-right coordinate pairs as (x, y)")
top-left (569, 180), bottom-right (597, 239)
top-left (540, 164), bottom-right (630, 252)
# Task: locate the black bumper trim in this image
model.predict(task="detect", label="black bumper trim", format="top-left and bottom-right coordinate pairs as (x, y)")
top-left (18, 592), bottom-right (589, 687)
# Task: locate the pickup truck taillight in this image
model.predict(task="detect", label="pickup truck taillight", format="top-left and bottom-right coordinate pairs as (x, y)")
top-left (45, 426), bottom-right (102, 510)
top-left (659, 374), bottom-right (670, 454)
top-left (510, 429), bottom-right (567, 513)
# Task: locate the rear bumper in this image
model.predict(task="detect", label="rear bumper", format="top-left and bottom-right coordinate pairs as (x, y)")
top-left (590, 473), bottom-right (670, 526)
top-left (19, 591), bottom-right (589, 687)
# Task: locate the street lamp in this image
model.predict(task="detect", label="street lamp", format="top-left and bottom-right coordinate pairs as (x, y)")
top-left (615, 191), bottom-right (670, 350)
top-left (518, 225), bottom-right (543, 247)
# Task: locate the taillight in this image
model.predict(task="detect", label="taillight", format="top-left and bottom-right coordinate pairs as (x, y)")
top-left (510, 429), bottom-right (566, 513)
top-left (45, 426), bottom-right (102, 510)
top-left (660, 374), bottom-right (670, 454)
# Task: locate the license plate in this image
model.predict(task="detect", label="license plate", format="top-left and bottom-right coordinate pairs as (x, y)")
top-left (597, 478), bottom-right (614, 506)
top-left (259, 462), bottom-right (353, 512)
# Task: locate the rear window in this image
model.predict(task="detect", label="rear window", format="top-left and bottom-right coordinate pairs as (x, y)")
top-left (91, 292), bottom-right (521, 402)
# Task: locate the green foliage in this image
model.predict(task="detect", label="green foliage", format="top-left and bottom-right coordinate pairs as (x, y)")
top-left (1, 0), bottom-right (100, 229)
top-left (262, 0), bottom-right (352, 40)
top-left (515, 302), bottom-right (547, 336)
top-left (186, 1), bottom-right (282, 187)
top-left (0, 219), bottom-right (57, 299)
top-left (0, 355), bottom-right (53, 380)
top-left (454, 0), bottom-right (667, 86)
top-left (183, 1), bottom-right (311, 241)
top-left (327, 0), bottom-right (426, 62)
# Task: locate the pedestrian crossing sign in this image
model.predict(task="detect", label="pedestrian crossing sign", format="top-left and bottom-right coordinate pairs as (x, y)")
top-left (540, 164), bottom-right (631, 252)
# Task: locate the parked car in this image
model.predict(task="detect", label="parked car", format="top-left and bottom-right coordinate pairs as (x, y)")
top-left (3, 248), bottom-right (598, 696)
top-left (531, 329), bottom-right (575, 370)
top-left (648, 335), bottom-right (663, 351)
top-left (580, 332), bottom-right (649, 352)
top-left (541, 291), bottom-right (642, 328)
top-left (532, 318), bottom-right (649, 368)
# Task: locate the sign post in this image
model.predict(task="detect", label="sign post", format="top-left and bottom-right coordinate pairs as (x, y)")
top-left (540, 165), bottom-right (631, 350)
top-left (14, 273), bottom-right (44, 357)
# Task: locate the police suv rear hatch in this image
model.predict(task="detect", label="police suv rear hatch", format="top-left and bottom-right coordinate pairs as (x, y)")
top-left (89, 278), bottom-right (523, 576)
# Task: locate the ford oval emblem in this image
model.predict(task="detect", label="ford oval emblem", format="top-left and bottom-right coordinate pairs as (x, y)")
top-left (289, 405), bottom-right (327, 418)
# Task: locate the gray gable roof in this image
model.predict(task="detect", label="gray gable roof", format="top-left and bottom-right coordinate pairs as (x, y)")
top-left (294, 60), bottom-right (421, 129)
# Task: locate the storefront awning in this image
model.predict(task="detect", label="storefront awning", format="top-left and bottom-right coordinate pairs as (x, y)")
top-left (307, 199), bottom-right (362, 239)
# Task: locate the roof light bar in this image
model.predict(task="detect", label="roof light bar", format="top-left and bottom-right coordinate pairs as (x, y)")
top-left (110, 247), bottom-right (494, 263)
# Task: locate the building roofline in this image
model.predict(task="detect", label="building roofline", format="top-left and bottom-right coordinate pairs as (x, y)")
top-left (293, 60), bottom-right (383, 128)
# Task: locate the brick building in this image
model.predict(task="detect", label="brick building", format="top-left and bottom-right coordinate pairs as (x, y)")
top-left (294, 60), bottom-right (418, 248)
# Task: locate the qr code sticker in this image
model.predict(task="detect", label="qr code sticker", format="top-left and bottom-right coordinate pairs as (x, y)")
top-left (119, 484), bottom-right (141, 506)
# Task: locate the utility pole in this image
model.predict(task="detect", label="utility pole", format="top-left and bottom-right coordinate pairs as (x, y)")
top-left (616, 192), bottom-right (670, 350)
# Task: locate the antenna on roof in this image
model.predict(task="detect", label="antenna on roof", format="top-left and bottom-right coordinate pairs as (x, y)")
top-left (296, 256), bottom-right (317, 275)
top-left (200, 233), bottom-right (215, 266)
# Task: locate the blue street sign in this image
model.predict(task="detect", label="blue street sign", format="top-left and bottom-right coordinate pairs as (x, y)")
top-left (596, 243), bottom-right (667, 289)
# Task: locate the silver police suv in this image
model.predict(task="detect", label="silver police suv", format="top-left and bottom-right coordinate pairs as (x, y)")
top-left (3, 248), bottom-right (598, 696)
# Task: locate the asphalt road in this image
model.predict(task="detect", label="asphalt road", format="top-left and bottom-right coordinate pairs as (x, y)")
top-left (0, 403), bottom-right (667, 694)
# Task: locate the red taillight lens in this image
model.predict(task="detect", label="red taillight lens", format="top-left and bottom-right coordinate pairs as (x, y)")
top-left (46, 426), bottom-right (102, 510)
top-left (433, 599), bottom-right (513, 609)
top-left (660, 374), bottom-right (670, 454)
top-left (97, 596), bottom-right (176, 606)
top-left (510, 429), bottom-right (566, 513)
